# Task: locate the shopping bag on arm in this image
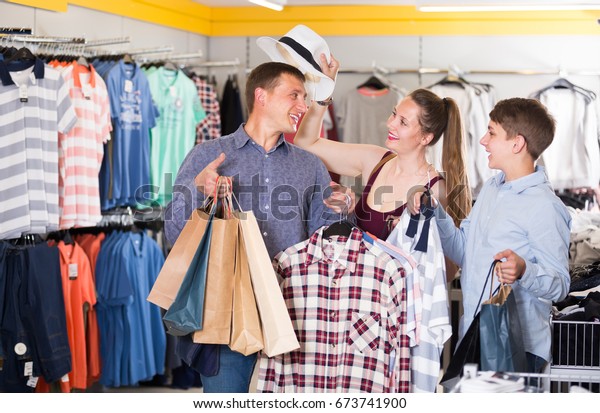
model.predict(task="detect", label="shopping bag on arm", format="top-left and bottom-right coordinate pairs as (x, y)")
top-left (479, 280), bottom-right (528, 373)
top-left (236, 209), bottom-right (300, 357)
top-left (161, 204), bottom-right (215, 336)
top-left (229, 224), bottom-right (264, 355)
top-left (192, 184), bottom-right (238, 344)
top-left (440, 260), bottom-right (498, 390)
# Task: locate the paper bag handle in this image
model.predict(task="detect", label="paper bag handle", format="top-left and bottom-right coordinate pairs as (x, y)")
top-left (473, 260), bottom-right (501, 319)
top-left (202, 176), bottom-right (234, 218)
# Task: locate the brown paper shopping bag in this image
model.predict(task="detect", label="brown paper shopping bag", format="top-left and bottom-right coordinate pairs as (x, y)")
top-left (192, 206), bottom-right (238, 344)
top-left (147, 208), bottom-right (210, 310)
top-left (229, 226), bottom-right (264, 355)
top-left (236, 210), bottom-right (300, 357)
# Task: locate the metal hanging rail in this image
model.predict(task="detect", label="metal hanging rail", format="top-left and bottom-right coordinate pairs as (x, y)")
top-left (127, 45), bottom-right (175, 56)
top-left (339, 66), bottom-right (600, 76)
top-left (0, 34), bottom-right (86, 44)
top-left (0, 27), bottom-right (32, 35)
top-left (190, 58), bottom-right (240, 68)
top-left (166, 51), bottom-right (204, 61)
top-left (83, 36), bottom-right (131, 48)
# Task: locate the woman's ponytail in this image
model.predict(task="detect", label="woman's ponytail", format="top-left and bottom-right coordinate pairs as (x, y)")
top-left (441, 97), bottom-right (471, 225)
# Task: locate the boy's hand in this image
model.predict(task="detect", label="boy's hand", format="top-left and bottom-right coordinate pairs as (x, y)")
top-left (494, 249), bottom-right (526, 284)
top-left (194, 153), bottom-right (231, 198)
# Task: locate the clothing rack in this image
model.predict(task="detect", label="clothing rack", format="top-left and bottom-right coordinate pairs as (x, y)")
top-left (136, 50), bottom-right (204, 65)
top-left (339, 66), bottom-right (600, 77)
top-left (127, 45), bottom-right (174, 56)
top-left (0, 27), bottom-right (32, 35)
top-left (83, 37), bottom-right (131, 48)
top-left (190, 58), bottom-right (241, 68)
top-left (165, 51), bottom-right (203, 61)
top-left (0, 34), bottom-right (86, 44)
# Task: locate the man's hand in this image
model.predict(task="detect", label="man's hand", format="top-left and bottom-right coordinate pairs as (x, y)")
top-left (194, 153), bottom-right (231, 198)
top-left (494, 249), bottom-right (526, 284)
top-left (324, 181), bottom-right (356, 215)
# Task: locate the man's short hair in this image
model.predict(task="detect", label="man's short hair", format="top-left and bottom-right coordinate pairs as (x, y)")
top-left (245, 62), bottom-right (305, 114)
top-left (489, 97), bottom-right (556, 160)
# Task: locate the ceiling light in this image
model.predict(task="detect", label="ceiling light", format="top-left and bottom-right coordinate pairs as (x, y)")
top-left (417, 2), bottom-right (600, 12)
top-left (248, 0), bottom-right (286, 11)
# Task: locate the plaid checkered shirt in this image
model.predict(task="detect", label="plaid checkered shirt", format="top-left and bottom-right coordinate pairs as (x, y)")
top-left (257, 226), bottom-right (410, 392)
top-left (193, 76), bottom-right (221, 144)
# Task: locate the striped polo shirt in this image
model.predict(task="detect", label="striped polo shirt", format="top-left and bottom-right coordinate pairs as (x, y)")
top-left (0, 58), bottom-right (76, 239)
top-left (58, 62), bottom-right (111, 229)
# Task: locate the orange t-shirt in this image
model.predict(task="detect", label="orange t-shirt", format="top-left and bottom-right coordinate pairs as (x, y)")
top-left (73, 233), bottom-right (105, 386)
top-left (54, 240), bottom-right (97, 391)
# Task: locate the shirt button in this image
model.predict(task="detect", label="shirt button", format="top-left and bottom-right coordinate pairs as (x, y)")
top-left (331, 343), bottom-right (336, 348)
top-left (265, 178), bottom-right (269, 183)
top-left (263, 232), bottom-right (268, 237)
top-left (330, 311), bottom-right (336, 319)
top-left (332, 280), bottom-right (337, 286)
top-left (265, 154), bottom-right (269, 158)
top-left (265, 205), bottom-right (270, 210)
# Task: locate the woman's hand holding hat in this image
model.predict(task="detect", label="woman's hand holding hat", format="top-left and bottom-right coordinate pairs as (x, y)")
top-left (319, 52), bottom-right (339, 81)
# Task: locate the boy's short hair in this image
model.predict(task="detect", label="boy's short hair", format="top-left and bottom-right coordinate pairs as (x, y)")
top-left (489, 98), bottom-right (556, 160)
top-left (245, 62), bottom-right (305, 114)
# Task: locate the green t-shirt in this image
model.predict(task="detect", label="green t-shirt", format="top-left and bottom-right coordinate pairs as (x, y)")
top-left (148, 67), bottom-right (205, 206)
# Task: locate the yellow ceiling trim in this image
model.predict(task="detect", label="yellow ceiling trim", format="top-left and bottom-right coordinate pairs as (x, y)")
top-left (209, 6), bottom-right (600, 36)
top-left (211, 5), bottom-right (599, 22)
top-left (7, 1), bottom-right (600, 36)
top-left (69, 0), bottom-right (211, 34)
top-left (7, 0), bottom-right (68, 13)
top-left (212, 19), bottom-right (599, 37)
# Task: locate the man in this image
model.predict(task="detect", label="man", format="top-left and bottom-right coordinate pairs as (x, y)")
top-left (164, 61), bottom-right (342, 392)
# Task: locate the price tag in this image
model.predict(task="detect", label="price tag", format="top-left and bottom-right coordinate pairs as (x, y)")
top-left (24, 361), bottom-right (33, 376)
top-left (61, 374), bottom-right (70, 383)
top-left (124, 80), bottom-right (133, 93)
top-left (82, 83), bottom-right (93, 99)
top-left (27, 376), bottom-right (39, 388)
top-left (19, 84), bottom-right (28, 102)
top-left (69, 263), bottom-right (78, 280)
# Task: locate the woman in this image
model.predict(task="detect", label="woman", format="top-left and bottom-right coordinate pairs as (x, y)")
top-left (294, 55), bottom-right (472, 278)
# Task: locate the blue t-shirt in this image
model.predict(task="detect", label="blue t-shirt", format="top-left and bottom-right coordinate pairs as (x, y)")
top-left (122, 231), bottom-right (166, 384)
top-left (100, 60), bottom-right (159, 210)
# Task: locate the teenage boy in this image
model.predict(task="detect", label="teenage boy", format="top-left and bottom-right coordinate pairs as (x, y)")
top-left (411, 97), bottom-right (571, 373)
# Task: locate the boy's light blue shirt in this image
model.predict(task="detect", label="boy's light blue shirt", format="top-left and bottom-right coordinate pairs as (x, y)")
top-left (435, 165), bottom-right (571, 361)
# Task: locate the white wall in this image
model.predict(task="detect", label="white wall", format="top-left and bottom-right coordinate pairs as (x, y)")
top-left (211, 33), bottom-right (600, 124)
top-left (2, 3), bottom-right (599, 122)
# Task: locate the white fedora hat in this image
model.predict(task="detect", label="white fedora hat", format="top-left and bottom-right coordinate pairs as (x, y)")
top-left (257, 24), bottom-right (335, 102)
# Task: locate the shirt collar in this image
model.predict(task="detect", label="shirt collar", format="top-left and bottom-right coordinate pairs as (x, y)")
top-left (72, 61), bottom-right (97, 88)
top-left (491, 165), bottom-right (548, 194)
top-left (232, 124), bottom-right (290, 153)
top-left (158, 66), bottom-right (180, 89)
top-left (120, 59), bottom-right (138, 79)
top-left (0, 58), bottom-right (45, 86)
top-left (305, 226), bottom-right (363, 272)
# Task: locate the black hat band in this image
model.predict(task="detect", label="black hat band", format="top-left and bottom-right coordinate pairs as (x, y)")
top-left (278, 36), bottom-right (322, 74)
